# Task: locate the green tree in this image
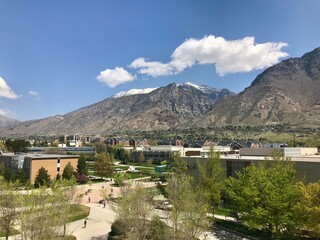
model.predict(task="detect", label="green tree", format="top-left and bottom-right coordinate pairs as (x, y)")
top-left (115, 148), bottom-right (130, 163)
top-left (95, 142), bottom-right (107, 154)
top-left (294, 181), bottom-right (320, 238)
top-left (196, 148), bottom-right (225, 216)
top-left (0, 178), bottom-right (21, 240)
top-left (14, 168), bottom-right (27, 185)
top-left (114, 172), bottom-right (129, 186)
top-left (34, 167), bottom-right (51, 188)
top-left (113, 185), bottom-right (155, 240)
top-left (168, 152), bottom-right (187, 174)
top-left (5, 139), bottom-right (30, 153)
top-left (166, 173), bottom-right (209, 239)
top-left (76, 154), bottom-right (88, 175)
top-left (3, 167), bottom-right (13, 182)
top-left (51, 178), bottom-right (82, 236)
top-left (93, 153), bottom-right (113, 179)
top-left (19, 185), bottom-right (69, 239)
top-left (226, 157), bottom-right (297, 237)
top-left (62, 162), bottom-right (74, 180)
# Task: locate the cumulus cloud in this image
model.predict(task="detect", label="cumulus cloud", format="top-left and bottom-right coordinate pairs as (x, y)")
top-left (96, 67), bottom-right (135, 88)
top-left (130, 35), bottom-right (288, 77)
top-left (0, 77), bottom-right (19, 99)
top-left (130, 58), bottom-right (176, 77)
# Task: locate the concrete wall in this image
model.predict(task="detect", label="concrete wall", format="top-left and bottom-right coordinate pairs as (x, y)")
top-left (240, 148), bottom-right (273, 156)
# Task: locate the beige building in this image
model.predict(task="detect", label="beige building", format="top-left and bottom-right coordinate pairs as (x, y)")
top-left (24, 154), bottom-right (78, 183)
top-left (0, 153), bottom-right (78, 183)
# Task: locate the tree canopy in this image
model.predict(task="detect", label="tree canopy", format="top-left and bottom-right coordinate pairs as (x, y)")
top-left (196, 148), bottom-right (225, 216)
top-left (34, 167), bottom-right (51, 188)
top-left (62, 162), bottom-right (74, 180)
top-left (226, 157), bottom-right (297, 237)
top-left (93, 152), bottom-right (114, 179)
top-left (5, 139), bottom-right (31, 153)
top-left (76, 154), bottom-right (88, 175)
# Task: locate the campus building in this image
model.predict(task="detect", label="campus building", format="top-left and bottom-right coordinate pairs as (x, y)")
top-left (0, 153), bottom-right (78, 183)
top-left (184, 147), bottom-right (320, 184)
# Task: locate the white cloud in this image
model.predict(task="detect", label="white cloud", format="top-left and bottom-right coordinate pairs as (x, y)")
top-left (29, 90), bottom-right (39, 96)
top-left (130, 35), bottom-right (288, 77)
top-left (130, 58), bottom-right (175, 77)
top-left (96, 67), bottom-right (135, 88)
top-left (0, 77), bottom-right (19, 99)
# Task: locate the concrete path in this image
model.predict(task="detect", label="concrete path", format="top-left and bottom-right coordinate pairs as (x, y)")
top-left (67, 202), bottom-right (116, 240)
top-left (66, 179), bottom-right (154, 240)
top-left (5, 179), bottom-right (248, 240)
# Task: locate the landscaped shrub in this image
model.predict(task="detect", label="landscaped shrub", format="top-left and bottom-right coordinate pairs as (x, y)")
top-left (109, 219), bottom-right (126, 237)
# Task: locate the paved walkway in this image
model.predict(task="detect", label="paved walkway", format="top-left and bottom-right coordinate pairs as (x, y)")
top-left (6, 179), bottom-right (248, 240)
top-left (67, 180), bottom-right (248, 240)
top-left (66, 179), bottom-right (156, 240)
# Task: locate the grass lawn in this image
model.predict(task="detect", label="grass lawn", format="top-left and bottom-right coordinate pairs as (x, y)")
top-left (0, 229), bottom-right (19, 238)
top-left (0, 205), bottom-right (88, 239)
top-left (215, 207), bottom-right (232, 216)
top-left (68, 204), bottom-right (90, 222)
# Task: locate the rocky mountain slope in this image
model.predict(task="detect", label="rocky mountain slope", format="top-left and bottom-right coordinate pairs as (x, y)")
top-left (1, 83), bottom-right (234, 136)
top-left (0, 115), bottom-right (19, 128)
top-left (198, 47), bottom-right (320, 127)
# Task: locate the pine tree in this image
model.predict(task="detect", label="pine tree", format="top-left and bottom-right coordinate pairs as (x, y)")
top-left (34, 167), bottom-right (51, 188)
top-left (62, 162), bottom-right (74, 180)
top-left (76, 154), bottom-right (88, 175)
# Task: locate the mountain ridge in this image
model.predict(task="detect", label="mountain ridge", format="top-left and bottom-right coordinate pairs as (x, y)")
top-left (1, 82), bottom-right (234, 137)
top-left (197, 46), bottom-right (320, 127)
top-left (2, 46), bottom-right (320, 137)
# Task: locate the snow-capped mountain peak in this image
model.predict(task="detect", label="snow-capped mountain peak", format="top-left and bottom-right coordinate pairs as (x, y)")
top-left (179, 82), bottom-right (219, 94)
top-left (112, 88), bottom-right (158, 98)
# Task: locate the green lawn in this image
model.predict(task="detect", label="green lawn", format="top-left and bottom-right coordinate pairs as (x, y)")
top-left (215, 207), bottom-right (232, 216)
top-left (0, 204), bottom-right (88, 238)
top-left (68, 204), bottom-right (90, 222)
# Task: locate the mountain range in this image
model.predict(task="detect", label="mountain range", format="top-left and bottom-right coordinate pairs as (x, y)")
top-left (0, 82), bottom-right (234, 137)
top-left (1, 47), bottom-right (320, 137)
top-left (199, 47), bottom-right (320, 127)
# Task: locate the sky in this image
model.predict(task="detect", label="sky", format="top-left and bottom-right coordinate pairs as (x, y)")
top-left (0, 0), bottom-right (320, 121)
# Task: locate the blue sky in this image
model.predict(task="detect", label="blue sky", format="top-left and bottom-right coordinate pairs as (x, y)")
top-left (0, 0), bottom-right (320, 121)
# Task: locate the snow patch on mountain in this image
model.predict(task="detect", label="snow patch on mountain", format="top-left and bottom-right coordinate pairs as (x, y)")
top-left (113, 88), bottom-right (158, 98)
top-left (179, 82), bottom-right (220, 94)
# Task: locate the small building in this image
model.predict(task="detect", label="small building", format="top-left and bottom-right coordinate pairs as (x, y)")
top-left (24, 154), bottom-right (78, 183)
top-left (0, 153), bottom-right (78, 183)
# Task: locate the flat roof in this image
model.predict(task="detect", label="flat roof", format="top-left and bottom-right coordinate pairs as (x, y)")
top-left (1, 153), bottom-right (78, 159)
top-left (26, 154), bottom-right (79, 159)
top-left (220, 155), bottom-right (320, 163)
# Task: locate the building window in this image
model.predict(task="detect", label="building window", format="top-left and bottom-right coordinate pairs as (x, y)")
top-left (57, 167), bottom-right (60, 172)
top-left (57, 158), bottom-right (60, 164)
